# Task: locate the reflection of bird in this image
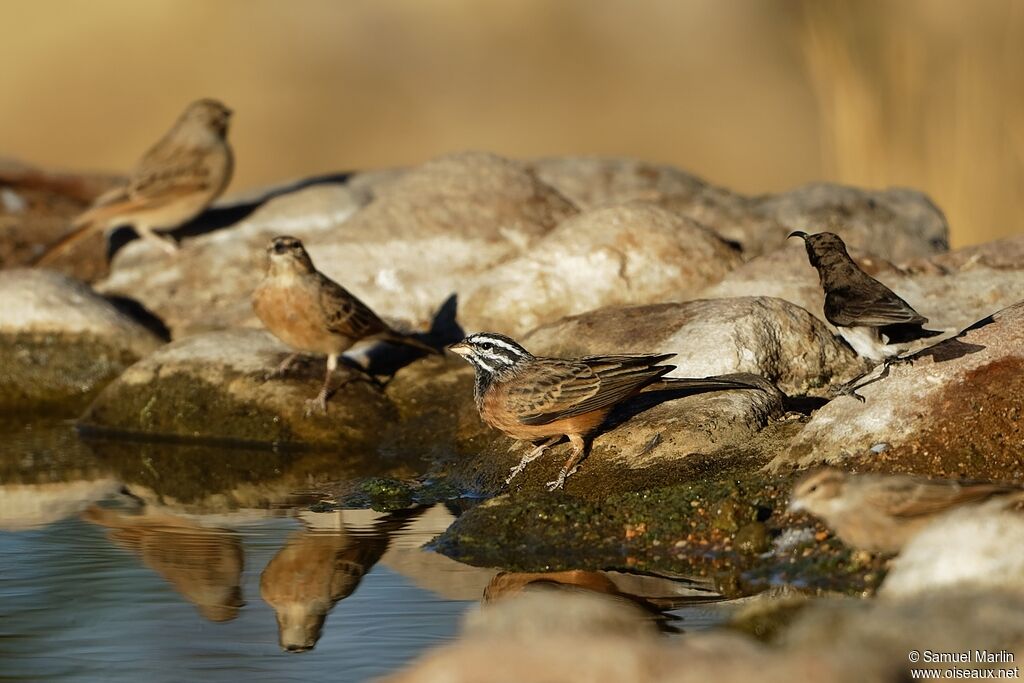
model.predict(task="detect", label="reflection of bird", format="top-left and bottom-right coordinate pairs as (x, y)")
top-left (790, 231), bottom-right (941, 362)
top-left (789, 468), bottom-right (1024, 554)
top-left (35, 99), bottom-right (234, 265)
top-left (259, 508), bottom-right (423, 652)
top-left (448, 333), bottom-right (759, 490)
top-left (252, 235), bottom-right (439, 415)
top-left (81, 505), bottom-right (244, 622)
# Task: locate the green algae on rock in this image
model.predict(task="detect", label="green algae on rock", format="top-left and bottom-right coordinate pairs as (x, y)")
top-left (0, 269), bottom-right (163, 414)
top-left (433, 466), bottom-right (889, 598)
top-left (79, 329), bottom-right (398, 448)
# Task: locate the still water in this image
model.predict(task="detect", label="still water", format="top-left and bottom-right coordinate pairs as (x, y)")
top-left (0, 420), bottom-right (725, 682)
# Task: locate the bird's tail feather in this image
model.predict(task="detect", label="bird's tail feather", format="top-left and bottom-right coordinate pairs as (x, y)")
top-left (33, 219), bottom-right (99, 266)
top-left (648, 375), bottom-right (767, 393)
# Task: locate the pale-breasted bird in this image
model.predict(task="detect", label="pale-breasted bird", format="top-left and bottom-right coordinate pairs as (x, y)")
top-left (36, 98), bottom-right (234, 265)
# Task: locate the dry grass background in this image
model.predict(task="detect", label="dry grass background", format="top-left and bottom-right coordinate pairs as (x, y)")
top-left (1, 0), bottom-right (1020, 247)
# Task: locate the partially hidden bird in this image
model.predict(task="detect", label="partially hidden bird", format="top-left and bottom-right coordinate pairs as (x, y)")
top-left (789, 468), bottom-right (1024, 554)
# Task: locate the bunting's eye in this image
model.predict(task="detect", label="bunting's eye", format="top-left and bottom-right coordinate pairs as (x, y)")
top-left (480, 342), bottom-right (494, 352)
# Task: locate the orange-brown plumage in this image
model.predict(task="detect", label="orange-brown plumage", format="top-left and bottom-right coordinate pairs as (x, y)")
top-left (449, 333), bottom-right (757, 490)
top-left (252, 235), bottom-right (437, 415)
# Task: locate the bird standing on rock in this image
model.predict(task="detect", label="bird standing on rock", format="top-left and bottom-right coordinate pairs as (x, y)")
top-left (252, 235), bottom-right (439, 415)
top-left (790, 231), bottom-right (941, 362)
top-left (36, 99), bottom-right (234, 265)
top-left (789, 468), bottom-right (1024, 554)
top-left (448, 332), bottom-right (762, 491)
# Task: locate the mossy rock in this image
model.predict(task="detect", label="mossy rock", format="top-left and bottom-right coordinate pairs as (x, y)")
top-left (79, 329), bottom-right (398, 448)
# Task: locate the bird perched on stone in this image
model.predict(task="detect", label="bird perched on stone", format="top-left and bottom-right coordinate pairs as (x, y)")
top-left (789, 468), bottom-right (1024, 554)
top-left (448, 332), bottom-right (761, 491)
top-left (789, 231), bottom-right (941, 363)
top-left (35, 98), bottom-right (234, 265)
top-left (253, 235), bottom-right (439, 415)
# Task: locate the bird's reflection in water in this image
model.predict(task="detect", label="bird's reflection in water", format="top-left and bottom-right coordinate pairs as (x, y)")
top-left (260, 507), bottom-right (426, 652)
top-left (483, 569), bottom-right (721, 634)
top-left (81, 505), bottom-right (244, 622)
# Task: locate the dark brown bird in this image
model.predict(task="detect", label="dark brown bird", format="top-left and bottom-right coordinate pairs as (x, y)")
top-left (789, 468), bottom-right (1024, 554)
top-left (448, 332), bottom-right (760, 490)
top-left (36, 99), bottom-right (234, 265)
top-left (789, 231), bottom-right (941, 362)
top-left (252, 235), bottom-right (439, 415)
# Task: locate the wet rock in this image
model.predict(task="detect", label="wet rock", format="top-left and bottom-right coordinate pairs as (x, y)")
top-left (98, 151), bottom-right (577, 338)
top-left (0, 269), bottom-right (163, 412)
top-left (880, 504), bottom-right (1024, 598)
top-left (770, 300), bottom-right (1024, 477)
top-left (703, 237), bottom-right (1024, 340)
top-left (461, 204), bottom-right (742, 336)
top-left (528, 156), bottom-right (782, 256)
top-left (79, 328), bottom-right (398, 447)
top-left (523, 297), bottom-right (863, 397)
top-left (0, 157), bottom-right (124, 281)
top-left (753, 182), bottom-right (949, 262)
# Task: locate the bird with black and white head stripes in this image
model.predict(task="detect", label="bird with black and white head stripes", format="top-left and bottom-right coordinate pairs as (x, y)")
top-left (448, 332), bottom-right (762, 491)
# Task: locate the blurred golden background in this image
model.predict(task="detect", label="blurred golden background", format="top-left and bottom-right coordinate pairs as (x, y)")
top-left (2, 0), bottom-right (1021, 247)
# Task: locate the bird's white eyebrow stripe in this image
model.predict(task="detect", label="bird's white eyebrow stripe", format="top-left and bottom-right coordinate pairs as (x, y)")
top-left (474, 336), bottom-right (526, 356)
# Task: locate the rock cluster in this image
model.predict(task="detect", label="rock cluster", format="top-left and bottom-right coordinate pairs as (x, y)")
top-left (3, 151), bottom-right (1022, 678)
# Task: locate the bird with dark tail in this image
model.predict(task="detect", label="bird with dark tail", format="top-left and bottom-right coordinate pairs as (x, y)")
top-left (449, 332), bottom-right (764, 491)
top-left (790, 231), bottom-right (942, 398)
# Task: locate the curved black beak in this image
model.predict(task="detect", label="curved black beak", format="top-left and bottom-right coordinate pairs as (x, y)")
top-left (788, 231), bottom-right (809, 240)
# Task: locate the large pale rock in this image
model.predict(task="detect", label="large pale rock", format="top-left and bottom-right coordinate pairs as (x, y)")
top-left (753, 182), bottom-right (949, 262)
top-left (385, 591), bottom-right (850, 683)
top-left (524, 297), bottom-right (863, 397)
top-left (530, 158), bottom-right (950, 261)
top-left (98, 151), bottom-right (577, 338)
top-left (880, 504), bottom-right (1024, 598)
top-left (780, 592), bottom-right (1024, 681)
top-left (79, 328), bottom-right (398, 447)
top-left (529, 156), bottom-right (783, 256)
top-left (0, 269), bottom-right (163, 412)
top-left (461, 204), bottom-right (742, 336)
top-left (770, 301), bottom-right (1024, 475)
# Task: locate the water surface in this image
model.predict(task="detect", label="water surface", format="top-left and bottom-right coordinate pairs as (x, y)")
top-left (0, 420), bottom-right (726, 682)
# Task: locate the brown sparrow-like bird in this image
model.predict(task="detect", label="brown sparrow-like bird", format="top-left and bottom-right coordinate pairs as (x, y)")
top-left (448, 333), bottom-right (759, 491)
top-left (789, 468), bottom-right (1024, 554)
top-left (36, 98), bottom-right (234, 265)
top-left (253, 235), bottom-right (439, 415)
